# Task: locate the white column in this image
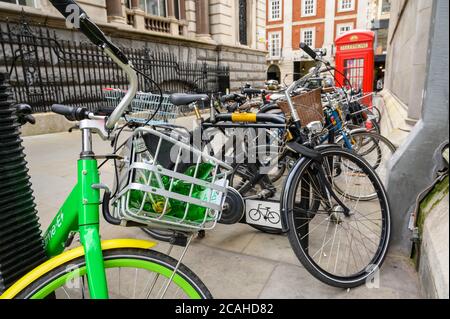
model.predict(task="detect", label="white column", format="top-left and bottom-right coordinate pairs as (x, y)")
top-left (323, 0), bottom-right (336, 61)
top-left (251, 0), bottom-right (257, 49)
top-left (282, 0), bottom-right (293, 83)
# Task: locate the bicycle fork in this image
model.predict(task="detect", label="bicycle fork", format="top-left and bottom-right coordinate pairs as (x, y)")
top-left (78, 158), bottom-right (109, 299)
top-left (313, 161), bottom-right (351, 217)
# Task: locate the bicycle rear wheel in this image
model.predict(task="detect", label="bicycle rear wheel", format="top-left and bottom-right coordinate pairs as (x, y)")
top-left (285, 147), bottom-right (390, 288)
top-left (347, 131), bottom-right (396, 180)
top-left (337, 131), bottom-right (396, 200)
top-left (15, 248), bottom-right (212, 299)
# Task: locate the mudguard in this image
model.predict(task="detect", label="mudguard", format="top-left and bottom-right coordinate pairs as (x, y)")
top-left (334, 127), bottom-right (368, 144)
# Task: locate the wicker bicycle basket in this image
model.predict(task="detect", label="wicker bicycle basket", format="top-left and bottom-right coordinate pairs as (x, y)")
top-left (277, 88), bottom-right (324, 125)
top-left (112, 127), bottom-right (232, 232)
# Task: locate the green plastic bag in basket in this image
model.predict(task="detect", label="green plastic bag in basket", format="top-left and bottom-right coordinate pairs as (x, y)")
top-left (128, 162), bottom-right (218, 223)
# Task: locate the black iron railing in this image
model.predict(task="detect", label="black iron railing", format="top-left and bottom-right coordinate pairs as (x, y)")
top-left (0, 17), bottom-right (230, 113)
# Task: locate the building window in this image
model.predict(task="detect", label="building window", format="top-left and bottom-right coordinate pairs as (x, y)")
top-left (268, 0), bottom-right (282, 21)
top-left (301, 28), bottom-right (315, 48)
top-left (239, 0), bottom-right (248, 45)
top-left (131, 0), bottom-right (167, 17)
top-left (174, 0), bottom-right (181, 19)
top-left (338, 0), bottom-right (355, 12)
top-left (268, 32), bottom-right (281, 58)
top-left (0, 0), bottom-right (37, 6)
top-left (337, 23), bottom-right (353, 36)
top-left (302, 0), bottom-right (316, 17)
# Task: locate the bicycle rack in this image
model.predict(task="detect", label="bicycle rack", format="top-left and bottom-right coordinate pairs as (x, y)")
top-left (0, 73), bottom-right (47, 293)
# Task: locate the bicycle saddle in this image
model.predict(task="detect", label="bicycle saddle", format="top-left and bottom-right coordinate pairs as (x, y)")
top-left (169, 93), bottom-right (209, 106)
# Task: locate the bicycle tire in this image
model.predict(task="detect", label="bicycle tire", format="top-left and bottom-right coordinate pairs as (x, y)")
top-left (347, 119), bottom-right (380, 134)
top-left (284, 146), bottom-right (391, 288)
top-left (371, 105), bottom-right (382, 125)
top-left (336, 131), bottom-right (396, 200)
top-left (14, 248), bottom-right (212, 299)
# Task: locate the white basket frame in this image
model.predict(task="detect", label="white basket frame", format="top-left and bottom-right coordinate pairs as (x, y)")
top-left (112, 127), bottom-right (232, 232)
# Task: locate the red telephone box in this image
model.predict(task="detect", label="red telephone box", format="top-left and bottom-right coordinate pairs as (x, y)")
top-left (335, 30), bottom-right (375, 95)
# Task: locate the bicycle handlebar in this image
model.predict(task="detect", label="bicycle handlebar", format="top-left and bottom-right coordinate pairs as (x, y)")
top-left (49, 0), bottom-right (137, 131)
top-left (51, 104), bottom-right (89, 121)
top-left (300, 42), bottom-right (317, 60)
top-left (242, 88), bottom-right (265, 95)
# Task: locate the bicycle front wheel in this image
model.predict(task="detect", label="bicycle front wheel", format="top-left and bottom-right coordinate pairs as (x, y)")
top-left (285, 147), bottom-right (391, 288)
top-left (15, 248), bottom-right (212, 299)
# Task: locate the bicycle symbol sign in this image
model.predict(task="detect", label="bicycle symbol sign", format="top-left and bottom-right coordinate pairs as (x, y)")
top-left (245, 200), bottom-right (282, 229)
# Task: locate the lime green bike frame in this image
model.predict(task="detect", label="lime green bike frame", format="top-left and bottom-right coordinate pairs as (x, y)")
top-left (42, 158), bottom-right (108, 298)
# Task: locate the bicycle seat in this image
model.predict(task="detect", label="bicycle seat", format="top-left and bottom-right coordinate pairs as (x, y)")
top-left (220, 93), bottom-right (244, 104)
top-left (169, 93), bottom-right (209, 106)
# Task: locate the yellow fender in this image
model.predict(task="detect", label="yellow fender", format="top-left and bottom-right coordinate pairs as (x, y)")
top-left (0, 239), bottom-right (156, 299)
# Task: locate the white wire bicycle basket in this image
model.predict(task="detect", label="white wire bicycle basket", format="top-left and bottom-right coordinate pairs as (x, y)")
top-left (102, 88), bottom-right (126, 108)
top-left (128, 92), bottom-right (179, 124)
top-left (102, 89), bottom-right (179, 125)
top-left (112, 127), bottom-right (232, 232)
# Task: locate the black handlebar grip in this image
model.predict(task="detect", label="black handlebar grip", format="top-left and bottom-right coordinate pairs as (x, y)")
top-left (300, 42), bottom-right (317, 60)
top-left (51, 104), bottom-right (89, 121)
top-left (79, 16), bottom-right (129, 64)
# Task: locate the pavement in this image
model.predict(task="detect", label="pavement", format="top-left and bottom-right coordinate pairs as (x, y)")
top-left (21, 127), bottom-right (423, 299)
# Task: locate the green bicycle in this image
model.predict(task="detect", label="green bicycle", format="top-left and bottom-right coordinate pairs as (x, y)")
top-left (0, 0), bottom-right (231, 299)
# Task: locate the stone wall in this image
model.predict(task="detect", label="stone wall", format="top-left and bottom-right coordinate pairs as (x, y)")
top-left (384, 0), bottom-right (433, 123)
top-left (416, 176), bottom-right (449, 299)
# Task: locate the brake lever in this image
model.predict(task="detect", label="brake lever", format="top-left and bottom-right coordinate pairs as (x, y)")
top-left (68, 124), bottom-right (80, 133)
top-left (15, 103), bottom-right (34, 124)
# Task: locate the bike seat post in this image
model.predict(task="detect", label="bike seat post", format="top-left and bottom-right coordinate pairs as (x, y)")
top-left (210, 97), bottom-right (215, 122)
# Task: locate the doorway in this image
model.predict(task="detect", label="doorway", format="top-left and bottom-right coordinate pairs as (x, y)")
top-left (267, 64), bottom-right (281, 83)
top-left (374, 57), bottom-right (386, 91)
top-left (293, 61), bottom-right (316, 81)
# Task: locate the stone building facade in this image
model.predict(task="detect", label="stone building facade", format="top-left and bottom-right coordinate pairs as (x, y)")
top-left (0, 0), bottom-right (268, 90)
top-left (266, 0), bottom-right (369, 84)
